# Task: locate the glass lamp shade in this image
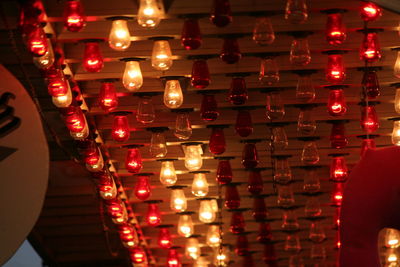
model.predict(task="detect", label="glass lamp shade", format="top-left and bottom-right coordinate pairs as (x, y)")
top-left (111, 115), bottom-right (130, 142)
top-left (191, 172), bottom-right (209, 197)
top-left (209, 127), bottom-right (226, 155)
top-left (108, 19), bottom-right (131, 51)
top-left (309, 221), bottom-right (326, 243)
top-left (122, 60), bottom-right (143, 91)
top-left (285, 0), bottom-right (308, 24)
top-left (125, 147), bottom-right (143, 173)
top-left (118, 224), bottom-right (137, 248)
top-left (360, 105), bottom-right (379, 133)
top-left (248, 169), bottom-right (263, 195)
top-left (199, 199), bottom-right (216, 223)
top-left (253, 197), bottom-right (268, 221)
top-left (181, 18), bottom-right (202, 50)
top-left (259, 57), bottom-right (279, 85)
top-left (159, 160), bottom-right (178, 186)
top-left (134, 175), bottom-right (151, 201)
top-left (63, 0), bottom-right (86, 32)
top-left (327, 88), bottom-right (347, 116)
top-left (229, 77), bottom-right (248, 105)
top-left (304, 196), bottom-right (322, 217)
top-left (301, 141), bottom-right (320, 165)
top-left (152, 40), bottom-right (173, 71)
top-left (360, 32), bottom-right (381, 63)
top-left (210, 0), bottom-right (232, 27)
top-left (191, 60), bottom-right (210, 89)
top-left (158, 227), bottom-right (172, 249)
top-left (282, 210), bottom-right (300, 231)
top-left (277, 185), bottom-right (295, 207)
top-left (220, 38), bottom-right (241, 64)
top-left (200, 94), bottom-right (219, 121)
top-left (360, 1), bottom-right (382, 21)
top-left (129, 246), bottom-right (147, 264)
top-left (149, 131), bottom-right (167, 158)
top-left (296, 75), bottom-right (315, 103)
top-left (99, 81), bottom-right (118, 112)
top-left (290, 38), bottom-right (311, 66)
top-left (216, 158), bottom-right (233, 184)
top-left (330, 156), bottom-right (348, 182)
top-left (235, 110), bottom-right (253, 137)
top-left (163, 80), bottom-right (183, 109)
top-left (303, 169), bottom-right (320, 193)
top-left (177, 214), bottom-right (194, 237)
top-left (170, 188), bottom-right (187, 212)
top-left (83, 41), bottom-right (104, 73)
top-left (330, 122), bottom-right (348, 149)
top-left (297, 108), bottom-right (316, 136)
top-left (273, 157), bottom-right (292, 184)
top-left (266, 91), bottom-right (285, 120)
top-left (326, 54), bottom-right (345, 84)
top-left (25, 26), bottom-right (48, 57)
top-left (272, 126), bottom-right (288, 150)
top-left (326, 13), bottom-right (346, 45)
top-left (137, 96), bottom-right (155, 123)
top-left (253, 17), bottom-right (275, 46)
top-left (331, 182), bottom-right (344, 206)
top-left (230, 211), bottom-right (245, 234)
top-left (174, 112), bottom-right (192, 140)
top-left (284, 233), bottom-right (301, 252)
top-left (362, 71), bottom-right (380, 99)
top-left (137, 0), bottom-right (162, 28)
top-left (184, 144), bottom-right (203, 171)
top-left (146, 203), bottom-right (161, 226)
top-left (225, 184), bottom-right (240, 209)
top-left (263, 243), bottom-right (277, 263)
top-left (241, 143), bottom-right (259, 169)
top-left (107, 199), bottom-right (128, 224)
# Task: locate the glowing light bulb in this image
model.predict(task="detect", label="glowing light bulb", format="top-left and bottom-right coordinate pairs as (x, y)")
top-left (177, 214), bottom-right (194, 237)
top-left (159, 160), bottom-right (178, 186)
top-left (134, 174), bottom-right (151, 201)
top-left (326, 54), bottom-right (346, 84)
top-left (385, 228), bottom-right (400, 248)
top-left (330, 156), bottom-right (348, 182)
top-left (25, 26), bottom-right (48, 57)
top-left (99, 81), bottom-right (118, 112)
top-left (118, 224), bottom-right (137, 248)
top-left (136, 96), bottom-right (155, 124)
top-left (149, 130), bottom-right (168, 158)
top-left (327, 88), bottom-right (347, 116)
top-left (129, 246), bottom-right (147, 264)
top-left (360, 104), bottom-right (379, 133)
top-left (166, 248), bottom-right (180, 267)
top-left (360, 32), bottom-right (381, 63)
top-left (107, 199), bottom-right (128, 224)
top-left (52, 83), bottom-right (72, 108)
top-left (111, 114), bottom-right (130, 142)
top-left (198, 199), bottom-right (216, 223)
top-left (360, 1), bottom-right (382, 22)
top-left (83, 41), bottom-right (104, 73)
top-left (253, 17), bottom-right (275, 46)
top-left (290, 37), bottom-right (311, 66)
top-left (33, 37), bottom-right (55, 69)
top-left (158, 227), bottom-right (172, 249)
top-left (125, 147), bottom-right (143, 174)
top-left (394, 51), bottom-right (400, 79)
top-left (285, 0), bottom-right (308, 24)
top-left (164, 79), bottom-right (183, 109)
top-left (122, 59), bottom-right (143, 91)
top-left (98, 175), bottom-right (117, 200)
top-left (60, 105), bottom-right (86, 133)
top-left (259, 57), bottom-right (279, 86)
top-left (392, 121), bottom-right (400, 146)
top-left (183, 143), bottom-right (203, 171)
top-left (186, 237), bottom-right (200, 260)
top-left (45, 66), bottom-right (68, 97)
top-left (191, 172), bottom-right (209, 197)
top-left (108, 18), bottom-right (131, 51)
top-left (137, 0), bottom-right (161, 28)
top-left (326, 12), bottom-right (346, 45)
top-left (214, 246), bottom-right (230, 266)
top-left (332, 182), bottom-right (344, 206)
top-left (170, 187), bottom-right (187, 212)
top-left (152, 39), bottom-right (173, 71)
top-left (206, 225), bottom-right (221, 247)
top-left (174, 112), bottom-right (192, 140)
top-left (63, 0), bottom-right (85, 32)
top-left (146, 203), bottom-right (161, 226)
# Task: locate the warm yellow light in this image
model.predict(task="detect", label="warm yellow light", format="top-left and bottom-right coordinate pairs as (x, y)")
top-left (213, 246), bottom-right (229, 266)
top-left (184, 144), bottom-right (203, 171)
top-left (159, 160), bottom-right (178, 185)
top-left (122, 60), bottom-right (143, 91)
top-left (392, 121), bottom-right (400, 146)
top-left (192, 172), bottom-right (209, 197)
top-left (99, 179), bottom-right (117, 200)
top-left (198, 199), bottom-right (215, 223)
top-left (394, 51), bottom-right (400, 79)
top-left (177, 214), bottom-right (194, 237)
top-left (386, 228), bottom-right (400, 248)
top-left (170, 188), bottom-right (187, 212)
top-left (52, 82), bottom-right (72, 108)
top-left (185, 237), bottom-right (200, 260)
top-left (33, 38), bottom-right (54, 69)
top-left (152, 40), bottom-right (173, 71)
top-left (108, 19), bottom-right (131, 51)
top-left (163, 80), bottom-right (183, 109)
top-left (395, 88), bottom-right (400, 114)
top-left (70, 117), bottom-right (89, 140)
top-left (137, 0), bottom-right (161, 28)
top-left (206, 225), bottom-right (221, 248)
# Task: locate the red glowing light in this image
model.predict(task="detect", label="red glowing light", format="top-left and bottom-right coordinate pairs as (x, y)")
top-left (60, 105), bottom-right (86, 133)
top-left (129, 246), bottom-right (146, 264)
top-left (158, 228), bottom-right (172, 249)
top-left (330, 157), bottom-right (348, 182)
top-left (146, 203), bottom-right (161, 226)
top-left (362, 71), bottom-right (380, 99)
top-left (167, 249), bottom-right (181, 267)
top-left (99, 82), bottom-right (118, 112)
top-left (112, 115), bottom-right (130, 142)
top-left (332, 182), bottom-right (344, 206)
top-left (63, 0), bottom-right (86, 32)
top-left (326, 13), bottom-right (346, 45)
top-left (327, 89), bottom-right (347, 116)
top-left (360, 32), bottom-right (381, 63)
top-left (26, 26), bottom-right (48, 56)
top-left (360, 2), bottom-right (382, 22)
top-left (330, 122), bottom-right (348, 149)
top-left (326, 54), bottom-right (345, 84)
top-left (45, 66), bottom-right (68, 97)
top-left (134, 175), bottom-right (151, 201)
top-left (83, 41), bottom-right (104, 73)
top-left (181, 18), bottom-right (202, 50)
top-left (125, 147), bottom-right (143, 174)
top-left (360, 105), bottom-right (379, 133)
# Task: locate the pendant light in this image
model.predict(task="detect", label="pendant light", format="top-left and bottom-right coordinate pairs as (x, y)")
top-left (360, 1), bottom-right (382, 22)
top-left (82, 39), bottom-right (104, 73)
top-left (241, 139), bottom-right (260, 169)
top-left (290, 34), bottom-right (311, 66)
top-left (125, 145), bottom-right (143, 174)
top-left (63, 0), bottom-right (86, 32)
top-left (121, 57), bottom-right (144, 91)
top-left (169, 185), bottom-right (187, 212)
top-left (359, 30), bottom-right (382, 63)
top-left (235, 108), bottom-right (253, 137)
top-left (158, 226), bottom-right (173, 249)
top-left (329, 154), bottom-right (349, 182)
top-left (111, 112), bottom-right (131, 143)
top-left (191, 171), bottom-right (209, 197)
top-left (186, 236), bottom-right (201, 260)
top-left (151, 37), bottom-right (173, 71)
top-left (162, 76), bottom-right (184, 109)
top-left (265, 90), bottom-right (285, 120)
top-left (133, 173), bottom-right (152, 201)
top-left (200, 92), bottom-right (219, 121)
top-left (324, 9), bottom-right (347, 46)
top-left (210, 0), bottom-right (232, 27)
top-left (325, 51), bottom-right (346, 84)
top-left (158, 159), bottom-right (178, 186)
top-left (220, 37), bottom-right (241, 64)
top-left (107, 16), bottom-right (132, 51)
top-left (137, 0), bottom-right (162, 28)
top-left (145, 201), bottom-right (162, 226)
top-left (136, 94), bottom-right (156, 124)
top-left (326, 85), bottom-right (347, 116)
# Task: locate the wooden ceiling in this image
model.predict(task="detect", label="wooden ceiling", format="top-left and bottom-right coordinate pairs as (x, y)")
top-left (1, 0), bottom-right (400, 266)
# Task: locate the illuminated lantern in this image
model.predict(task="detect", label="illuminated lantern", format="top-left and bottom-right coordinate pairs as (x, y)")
top-left (186, 237), bottom-right (201, 260)
top-left (229, 77), bottom-right (248, 105)
top-left (151, 37), bottom-right (173, 71)
top-left (177, 213), bottom-right (194, 237)
top-left (362, 70), bottom-right (380, 99)
top-left (159, 159), bottom-right (178, 186)
top-left (392, 120), bottom-right (400, 146)
top-left (230, 211), bottom-right (245, 234)
top-left (235, 235), bottom-right (250, 256)
top-left (200, 93), bottom-right (219, 121)
top-left (326, 53), bottom-right (345, 84)
top-left (134, 173), bottom-right (152, 201)
top-left (330, 156), bottom-right (348, 182)
top-left (330, 121), bottom-right (348, 149)
top-left (360, 32), bottom-right (381, 63)
top-left (167, 248), bottom-right (181, 267)
top-left (170, 186), bottom-right (187, 212)
top-left (108, 17), bottom-right (131, 51)
top-left (216, 157), bottom-right (233, 184)
top-left (220, 38), bottom-right (241, 64)
top-left (385, 228), bottom-right (400, 248)
top-left (163, 78), bottom-right (183, 109)
top-left (33, 37), bottom-right (55, 69)
top-left (83, 41), bottom-right (104, 73)
top-left (257, 222), bottom-right (272, 243)
top-left (359, 135), bottom-right (377, 157)
top-left (137, 0), bottom-right (161, 28)
top-left (26, 26), bottom-right (48, 56)
top-left (360, 1), bottom-right (382, 22)
top-left (45, 66), bottom-right (68, 97)
top-left (122, 58), bottom-right (143, 91)
top-left (210, 0), bottom-right (232, 27)
top-left (111, 113), bottom-right (130, 142)
top-left (158, 227), bottom-right (172, 249)
top-left (327, 87), bottom-right (347, 116)
top-left (325, 11), bottom-right (346, 45)
top-left (191, 59), bottom-right (210, 89)
top-left (63, 0), bottom-right (85, 32)
top-left (60, 105), bottom-right (86, 133)
top-left (129, 246), bottom-right (147, 264)
top-left (125, 146), bottom-right (143, 173)
top-left (198, 199), bottom-right (216, 223)
top-left (285, 0), bottom-right (308, 24)
top-left (106, 199), bottom-right (128, 224)
top-left (290, 37), bottom-right (311, 66)
top-left (146, 202), bottom-right (162, 226)
top-left (99, 80), bottom-right (118, 112)
top-left (253, 197), bottom-right (268, 221)
top-left (181, 18), bottom-right (202, 50)
top-left (209, 126), bottom-right (226, 155)
top-left (235, 109), bottom-right (253, 137)
top-left (360, 104), bottom-right (379, 133)
top-left (206, 224), bottom-right (221, 247)
top-left (118, 224), bottom-right (137, 248)
top-left (253, 17), bottom-right (275, 46)
top-left (191, 171), bottom-right (209, 197)
top-left (183, 143), bottom-right (203, 171)
top-left (241, 141), bottom-right (259, 169)
top-left (225, 183), bottom-right (240, 209)
top-left (331, 182), bottom-right (344, 206)
top-left (248, 169), bottom-right (263, 195)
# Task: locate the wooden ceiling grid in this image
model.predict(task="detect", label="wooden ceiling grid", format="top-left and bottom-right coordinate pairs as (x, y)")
top-left (1, 0), bottom-right (400, 266)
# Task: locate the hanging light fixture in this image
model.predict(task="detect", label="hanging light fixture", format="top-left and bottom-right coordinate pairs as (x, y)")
top-left (33, 35), bottom-right (55, 69)
top-left (44, 66), bottom-right (68, 97)
top-left (329, 154), bottom-right (349, 182)
top-left (329, 121), bottom-right (348, 149)
top-left (360, 1), bottom-right (382, 22)
top-left (129, 246), bottom-right (147, 264)
top-left (324, 9), bottom-right (347, 46)
top-left (220, 37), bottom-right (241, 64)
top-left (107, 16), bottom-right (131, 51)
top-left (133, 173), bottom-right (152, 201)
top-left (63, 0), bottom-right (85, 32)
top-left (235, 234), bottom-right (250, 256)
top-left (331, 182), bottom-right (344, 206)
top-left (185, 236), bottom-right (201, 260)
top-left (326, 85), bottom-right (347, 116)
top-left (169, 185), bottom-right (187, 212)
top-left (359, 30), bottom-right (382, 63)
top-left (198, 198), bottom-right (216, 223)
top-left (137, 0), bottom-right (162, 28)
top-left (265, 90), bottom-right (285, 120)
top-left (281, 209), bottom-right (300, 231)
top-left (177, 212), bottom-right (194, 237)
top-left (385, 228), bottom-right (400, 248)
top-left (224, 183), bottom-right (241, 209)
top-left (309, 221), bottom-right (326, 243)
top-left (111, 112), bottom-right (131, 143)
top-left (290, 34), bottom-right (311, 66)
top-left (228, 76), bottom-right (248, 105)
top-left (191, 171), bottom-right (209, 197)
top-left (247, 168), bottom-right (263, 195)
top-left (210, 0), bottom-right (232, 27)
top-left (151, 37), bottom-right (173, 71)
top-left (106, 199), bottom-right (128, 224)
top-left (360, 102), bottom-right (379, 133)
top-left (206, 224), bottom-right (221, 247)
top-left (257, 222), bottom-right (272, 243)
top-left (284, 233), bottom-right (301, 252)
top-left (285, 0), bottom-right (308, 24)
top-left (208, 125), bottom-right (227, 155)
top-left (304, 196), bottom-right (322, 217)
top-left (181, 17), bottom-right (202, 50)
top-left (24, 25), bottom-right (48, 57)
top-left (82, 39), bottom-right (104, 73)
top-left (173, 109), bottom-right (193, 140)
top-left (166, 248), bottom-right (181, 267)
top-left (263, 243), bottom-right (277, 264)
top-left (145, 201), bottom-right (162, 226)
top-left (158, 159), bottom-right (178, 186)
top-left (325, 51), bottom-right (346, 84)
top-left (216, 156), bottom-right (234, 184)
top-left (99, 80), bottom-right (118, 112)
top-left (183, 142), bottom-right (203, 171)
top-left (136, 94), bottom-right (156, 124)
top-left (118, 224), bottom-right (137, 248)
top-left (200, 92), bottom-right (219, 121)
top-left (277, 184), bottom-right (295, 207)
top-left (147, 127), bottom-right (168, 158)
top-left (259, 57), bottom-right (279, 86)
top-left (241, 140), bottom-right (260, 169)
top-left (121, 57), bottom-right (144, 91)
top-left (235, 108), bottom-right (253, 137)
top-left (125, 145), bottom-right (143, 174)
top-left (191, 58), bottom-right (211, 89)
top-left (158, 226), bottom-right (173, 249)
top-left (253, 17), bottom-right (275, 46)
top-left (162, 76), bottom-right (184, 109)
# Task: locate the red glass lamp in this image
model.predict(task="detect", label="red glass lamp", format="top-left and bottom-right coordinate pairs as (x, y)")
top-left (257, 222), bottom-right (273, 243)
top-left (210, 0), bottom-right (232, 27)
top-left (248, 169), bottom-right (263, 195)
top-left (235, 109), bottom-right (253, 137)
top-left (329, 155), bottom-right (349, 182)
top-left (111, 112), bottom-right (131, 142)
top-left (325, 11), bottom-right (346, 46)
top-left (360, 103), bottom-right (379, 133)
top-left (360, 31), bottom-right (381, 63)
top-left (225, 183), bottom-right (240, 209)
top-left (235, 234), bottom-right (249, 256)
top-left (83, 40), bottom-right (104, 73)
top-left (45, 66), bottom-right (68, 97)
top-left (60, 105), bottom-right (86, 133)
top-left (331, 182), bottom-right (344, 207)
top-left (134, 173), bottom-right (152, 201)
top-left (99, 81), bottom-right (118, 112)
top-left (220, 38), bottom-right (241, 64)
top-left (146, 202), bottom-right (162, 226)
top-left (181, 18), bottom-right (202, 50)
top-left (63, 0), bottom-right (85, 32)
top-left (191, 59), bottom-right (210, 89)
top-left (241, 140), bottom-right (260, 169)
top-left (253, 197), bottom-right (268, 221)
top-left (200, 93), bottom-right (219, 121)
top-left (166, 248), bottom-right (181, 267)
top-left (360, 2), bottom-right (382, 22)
top-left (125, 146), bottom-right (143, 174)
top-left (208, 126), bottom-right (226, 155)
top-left (229, 77), bottom-right (248, 105)
top-left (129, 246), bottom-right (147, 264)
top-left (158, 227), bottom-right (172, 249)
top-left (327, 86), bottom-right (347, 116)
top-left (330, 121), bottom-right (348, 149)
top-left (362, 70), bottom-right (380, 99)
top-left (326, 53), bottom-right (346, 84)
top-left (230, 210), bottom-right (245, 234)
top-left (216, 157), bottom-right (234, 184)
